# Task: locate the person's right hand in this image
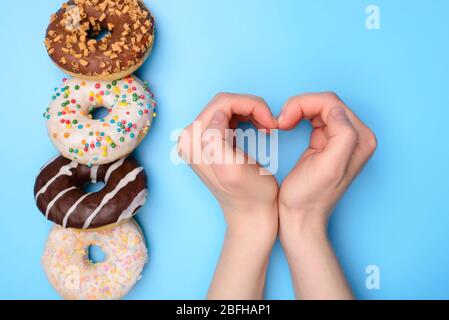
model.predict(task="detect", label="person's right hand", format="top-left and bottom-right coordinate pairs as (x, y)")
top-left (177, 93), bottom-right (279, 231)
top-left (177, 93), bottom-right (279, 300)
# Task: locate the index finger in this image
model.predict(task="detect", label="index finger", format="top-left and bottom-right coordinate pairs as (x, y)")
top-left (196, 93), bottom-right (278, 130)
top-left (278, 92), bottom-right (367, 132)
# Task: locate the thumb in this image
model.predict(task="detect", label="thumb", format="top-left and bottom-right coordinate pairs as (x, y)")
top-left (322, 107), bottom-right (358, 172)
top-left (205, 110), bottom-right (229, 136)
top-left (201, 110), bottom-right (234, 165)
top-left (201, 111), bottom-right (250, 184)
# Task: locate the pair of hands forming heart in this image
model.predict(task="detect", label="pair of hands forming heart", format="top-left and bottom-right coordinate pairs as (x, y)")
top-left (178, 92), bottom-right (377, 300)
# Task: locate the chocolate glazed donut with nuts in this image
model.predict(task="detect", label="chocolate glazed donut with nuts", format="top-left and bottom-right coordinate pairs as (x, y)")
top-left (34, 155), bottom-right (148, 229)
top-left (44, 0), bottom-right (155, 80)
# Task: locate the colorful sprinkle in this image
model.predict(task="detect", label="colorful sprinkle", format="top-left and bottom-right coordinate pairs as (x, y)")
top-left (45, 77), bottom-right (157, 163)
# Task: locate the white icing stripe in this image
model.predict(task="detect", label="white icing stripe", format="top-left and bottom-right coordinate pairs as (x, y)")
top-left (38, 155), bottom-right (60, 174)
top-left (83, 167), bottom-right (144, 229)
top-left (90, 165), bottom-right (99, 183)
top-left (62, 193), bottom-right (92, 228)
top-left (35, 162), bottom-right (78, 201)
top-left (104, 158), bottom-right (126, 183)
top-left (45, 187), bottom-right (77, 218)
top-left (117, 189), bottom-right (148, 224)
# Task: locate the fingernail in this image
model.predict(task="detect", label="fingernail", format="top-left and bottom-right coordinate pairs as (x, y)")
top-left (211, 110), bottom-right (226, 124)
top-left (331, 107), bottom-right (346, 120)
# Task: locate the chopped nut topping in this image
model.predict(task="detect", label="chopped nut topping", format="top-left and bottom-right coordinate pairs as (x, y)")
top-left (99, 2), bottom-right (107, 11)
top-left (48, 0), bottom-right (154, 75)
top-left (111, 43), bottom-right (122, 53)
top-left (44, 38), bottom-right (52, 49)
top-left (79, 42), bottom-right (87, 51)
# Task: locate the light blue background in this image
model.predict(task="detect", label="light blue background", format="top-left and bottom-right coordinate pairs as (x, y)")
top-left (0, 0), bottom-right (448, 300)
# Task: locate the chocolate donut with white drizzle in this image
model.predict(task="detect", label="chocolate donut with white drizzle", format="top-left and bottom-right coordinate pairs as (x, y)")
top-left (34, 155), bottom-right (148, 229)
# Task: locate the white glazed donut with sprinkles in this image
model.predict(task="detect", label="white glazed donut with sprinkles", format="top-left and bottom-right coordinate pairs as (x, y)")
top-left (42, 219), bottom-right (148, 300)
top-left (44, 75), bottom-right (156, 166)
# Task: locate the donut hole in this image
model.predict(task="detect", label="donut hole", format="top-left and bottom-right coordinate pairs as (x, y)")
top-left (87, 245), bottom-right (106, 264)
top-left (87, 28), bottom-right (111, 42)
top-left (84, 181), bottom-right (105, 193)
top-left (89, 106), bottom-right (110, 120)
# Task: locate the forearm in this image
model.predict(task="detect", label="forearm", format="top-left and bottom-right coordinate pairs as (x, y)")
top-left (279, 210), bottom-right (354, 300)
top-left (207, 208), bottom-right (278, 300)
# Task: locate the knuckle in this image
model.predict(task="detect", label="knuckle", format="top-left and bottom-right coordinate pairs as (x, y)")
top-left (322, 91), bottom-right (343, 103)
top-left (323, 91), bottom-right (339, 99)
top-left (286, 96), bottom-right (298, 106)
top-left (364, 129), bottom-right (378, 156)
top-left (343, 126), bottom-right (359, 144)
top-left (254, 95), bottom-right (267, 105)
top-left (213, 92), bottom-right (232, 102)
top-left (250, 96), bottom-right (269, 111)
top-left (177, 128), bottom-right (191, 157)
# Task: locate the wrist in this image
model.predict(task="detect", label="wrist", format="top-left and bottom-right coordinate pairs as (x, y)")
top-left (224, 203), bottom-right (279, 243)
top-left (278, 205), bottom-right (329, 246)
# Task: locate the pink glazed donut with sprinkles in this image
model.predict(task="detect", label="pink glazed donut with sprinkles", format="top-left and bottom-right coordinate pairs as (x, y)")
top-left (44, 76), bottom-right (156, 166)
top-left (42, 219), bottom-right (148, 300)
